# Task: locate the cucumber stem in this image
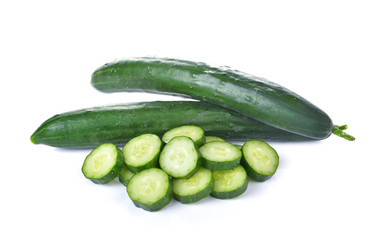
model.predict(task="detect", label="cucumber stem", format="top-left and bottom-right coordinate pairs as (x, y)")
top-left (332, 125), bottom-right (355, 141)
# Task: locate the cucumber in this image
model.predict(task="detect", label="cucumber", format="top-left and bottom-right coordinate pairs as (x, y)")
top-left (199, 141), bottom-right (242, 170)
top-left (211, 165), bottom-right (248, 199)
top-left (162, 125), bottom-right (205, 146)
top-left (127, 168), bottom-right (172, 211)
top-left (81, 143), bottom-right (124, 184)
top-left (241, 140), bottom-right (279, 181)
top-left (205, 136), bottom-right (225, 143)
top-left (159, 136), bottom-right (201, 178)
top-left (31, 101), bottom-right (310, 149)
top-left (91, 57), bottom-right (354, 140)
top-left (172, 167), bottom-right (214, 203)
top-left (122, 133), bottom-right (162, 173)
top-left (119, 165), bottom-right (135, 186)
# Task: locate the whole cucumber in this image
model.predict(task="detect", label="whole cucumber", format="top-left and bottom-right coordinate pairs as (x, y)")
top-left (91, 57), bottom-right (353, 140)
top-left (30, 101), bottom-right (310, 149)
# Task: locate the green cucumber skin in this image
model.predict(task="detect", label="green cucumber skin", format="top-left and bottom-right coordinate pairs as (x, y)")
top-left (83, 146), bottom-right (125, 184)
top-left (173, 176), bottom-right (214, 204)
top-left (201, 158), bottom-right (241, 171)
top-left (31, 101), bottom-right (311, 149)
top-left (91, 57), bottom-right (333, 139)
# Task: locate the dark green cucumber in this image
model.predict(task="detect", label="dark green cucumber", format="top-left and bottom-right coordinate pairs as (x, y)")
top-left (91, 57), bottom-right (354, 140)
top-left (30, 101), bottom-right (310, 149)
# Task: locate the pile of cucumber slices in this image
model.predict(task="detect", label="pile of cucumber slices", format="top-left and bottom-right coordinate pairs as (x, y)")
top-left (82, 125), bottom-right (279, 211)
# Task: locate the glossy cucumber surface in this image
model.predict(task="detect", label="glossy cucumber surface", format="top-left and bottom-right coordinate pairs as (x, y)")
top-left (91, 57), bottom-right (333, 139)
top-left (30, 101), bottom-right (310, 149)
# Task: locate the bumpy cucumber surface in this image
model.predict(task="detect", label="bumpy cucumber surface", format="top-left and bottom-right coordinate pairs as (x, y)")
top-left (91, 57), bottom-right (335, 139)
top-left (30, 101), bottom-right (310, 148)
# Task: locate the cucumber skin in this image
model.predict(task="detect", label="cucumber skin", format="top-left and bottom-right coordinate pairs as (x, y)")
top-left (82, 144), bottom-right (125, 184)
top-left (31, 101), bottom-right (311, 149)
top-left (91, 57), bottom-right (333, 139)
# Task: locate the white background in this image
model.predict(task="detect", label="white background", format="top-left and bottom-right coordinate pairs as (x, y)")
top-left (1, 0), bottom-right (376, 239)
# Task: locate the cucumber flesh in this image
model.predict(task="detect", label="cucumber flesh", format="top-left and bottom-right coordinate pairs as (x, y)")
top-left (205, 136), bottom-right (225, 143)
top-left (127, 168), bottom-right (172, 211)
top-left (82, 143), bottom-right (124, 184)
top-left (122, 134), bottom-right (162, 173)
top-left (172, 167), bottom-right (214, 203)
top-left (211, 165), bottom-right (248, 199)
top-left (159, 136), bottom-right (201, 178)
top-left (162, 125), bottom-right (205, 146)
top-left (199, 141), bottom-right (242, 170)
top-left (241, 140), bottom-right (279, 181)
top-left (119, 165), bottom-right (135, 186)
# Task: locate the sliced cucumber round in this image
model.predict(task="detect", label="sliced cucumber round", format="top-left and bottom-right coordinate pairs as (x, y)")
top-left (199, 141), bottom-right (242, 170)
top-left (241, 140), bottom-right (279, 181)
top-left (211, 165), bottom-right (248, 199)
top-left (119, 165), bottom-right (135, 186)
top-left (172, 167), bottom-right (214, 204)
top-left (162, 125), bottom-right (205, 146)
top-left (159, 136), bottom-right (201, 178)
top-left (122, 134), bottom-right (162, 173)
top-left (205, 136), bottom-right (225, 143)
top-left (127, 168), bottom-right (172, 212)
top-left (82, 143), bottom-right (124, 184)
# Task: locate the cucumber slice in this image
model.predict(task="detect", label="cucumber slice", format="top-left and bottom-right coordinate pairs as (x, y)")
top-left (199, 141), bottom-right (242, 170)
top-left (205, 136), bottom-right (225, 143)
top-left (127, 168), bottom-right (172, 211)
top-left (122, 134), bottom-right (162, 173)
top-left (211, 165), bottom-right (248, 199)
top-left (159, 136), bottom-right (201, 178)
top-left (82, 143), bottom-right (124, 184)
top-left (241, 140), bottom-right (279, 181)
top-left (172, 167), bottom-right (214, 204)
top-left (119, 165), bottom-right (135, 186)
top-left (162, 125), bottom-right (205, 146)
